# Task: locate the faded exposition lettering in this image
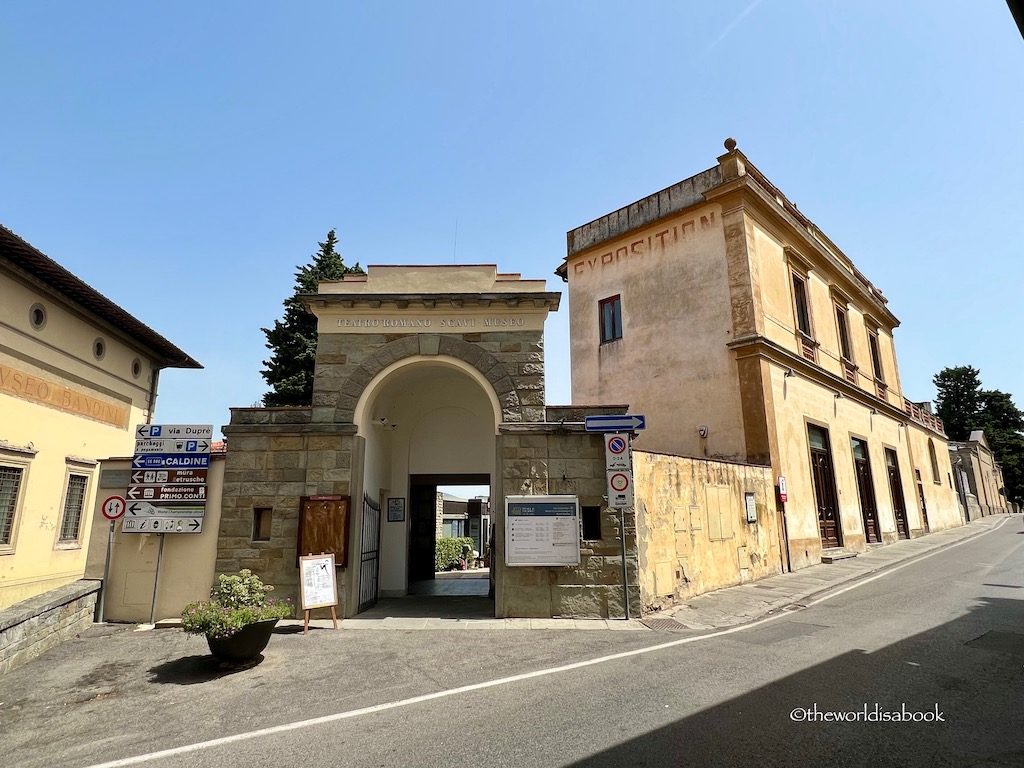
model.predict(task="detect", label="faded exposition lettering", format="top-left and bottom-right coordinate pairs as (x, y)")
top-left (0, 363), bottom-right (128, 427)
top-left (336, 317), bottom-right (526, 328)
top-left (573, 212), bottom-right (716, 276)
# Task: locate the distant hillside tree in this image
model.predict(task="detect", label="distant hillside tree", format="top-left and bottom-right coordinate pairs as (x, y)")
top-left (261, 230), bottom-right (363, 406)
top-left (933, 365), bottom-right (983, 441)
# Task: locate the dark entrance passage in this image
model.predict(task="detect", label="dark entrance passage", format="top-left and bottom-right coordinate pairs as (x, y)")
top-left (809, 424), bottom-right (842, 548)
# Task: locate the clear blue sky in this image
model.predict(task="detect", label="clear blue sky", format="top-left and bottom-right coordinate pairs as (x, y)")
top-left (2, 2), bottom-right (1022, 436)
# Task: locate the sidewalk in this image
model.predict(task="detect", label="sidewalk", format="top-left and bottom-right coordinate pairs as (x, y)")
top-left (650, 514), bottom-right (1011, 632)
top-left (150, 515), bottom-right (1008, 635)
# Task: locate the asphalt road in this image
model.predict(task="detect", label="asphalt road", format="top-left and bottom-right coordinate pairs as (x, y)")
top-left (2, 518), bottom-right (1022, 768)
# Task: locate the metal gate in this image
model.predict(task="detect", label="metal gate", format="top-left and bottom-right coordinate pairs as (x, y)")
top-left (358, 493), bottom-right (381, 612)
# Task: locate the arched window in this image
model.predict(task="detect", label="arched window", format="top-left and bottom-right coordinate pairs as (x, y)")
top-left (928, 439), bottom-right (940, 483)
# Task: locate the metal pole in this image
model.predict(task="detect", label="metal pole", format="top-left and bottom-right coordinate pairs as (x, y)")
top-left (148, 533), bottom-right (165, 625)
top-left (97, 520), bottom-right (115, 622)
top-left (619, 508), bottom-right (630, 620)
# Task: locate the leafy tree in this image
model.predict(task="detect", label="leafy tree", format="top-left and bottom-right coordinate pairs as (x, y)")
top-left (977, 389), bottom-right (1024, 505)
top-left (933, 365), bottom-right (983, 441)
top-left (934, 365), bottom-right (1024, 505)
top-left (261, 230), bottom-right (362, 406)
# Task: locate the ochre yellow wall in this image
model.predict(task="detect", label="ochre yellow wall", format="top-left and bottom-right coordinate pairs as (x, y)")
top-left (85, 457), bottom-right (225, 623)
top-left (0, 272), bottom-right (156, 608)
top-left (567, 203), bottom-right (749, 461)
top-left (904, 424), bottom-right (962, 532)
top-left (747, 219), bottom-right (904, 404)
top-left (633, 451), bottom-right (782, 608)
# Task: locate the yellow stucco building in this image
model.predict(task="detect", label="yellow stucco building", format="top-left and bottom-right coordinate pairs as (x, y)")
top-left (558, 139), bottom-right (962, 571)
top-left (0, 226), bottom-right (199, 608)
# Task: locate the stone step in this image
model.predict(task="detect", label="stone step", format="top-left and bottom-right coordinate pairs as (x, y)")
top-left (821, 548), bottom-right (859, 564)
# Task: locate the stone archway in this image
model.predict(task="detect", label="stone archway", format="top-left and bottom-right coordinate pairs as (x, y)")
top-left (332, 334), bottom-right (526, 425)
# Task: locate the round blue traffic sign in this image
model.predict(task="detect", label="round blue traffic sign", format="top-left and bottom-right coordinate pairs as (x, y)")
top-left (608, 436), bottom-right (627, 454)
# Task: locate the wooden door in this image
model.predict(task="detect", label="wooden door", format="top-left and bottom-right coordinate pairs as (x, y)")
top-left (809, 425), bottom-right (842, 548)
top-left (852, 438), bottom-right (881, 544)
top-left (885, 448), bottom-right (910, 540)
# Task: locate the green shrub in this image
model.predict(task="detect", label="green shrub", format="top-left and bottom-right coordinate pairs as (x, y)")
top-left (181, 569), bottom-right (293, 639)
top-left (435, 536), bottom-right (475, 571)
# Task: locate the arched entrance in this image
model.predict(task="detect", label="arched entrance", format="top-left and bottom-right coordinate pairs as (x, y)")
top-left (352, 356), bottom-right (500, 616)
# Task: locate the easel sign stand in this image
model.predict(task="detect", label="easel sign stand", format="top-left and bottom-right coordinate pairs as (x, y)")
top-left (299, 552), bottom-right (339, 634)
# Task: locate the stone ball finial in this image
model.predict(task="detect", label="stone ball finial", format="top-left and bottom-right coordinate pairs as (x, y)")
top-left (724, 137), bottom-right (737, 152)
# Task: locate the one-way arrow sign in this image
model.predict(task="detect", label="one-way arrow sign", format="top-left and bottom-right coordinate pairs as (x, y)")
top-left (584, 414), bottom-right (647, 433)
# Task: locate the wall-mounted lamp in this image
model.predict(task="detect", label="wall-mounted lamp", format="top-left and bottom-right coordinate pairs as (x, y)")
top-left (834, 392), bottom-right (844, 399)
top-left (784, 368), bottom-right (795, 378)
top-left (869, 408), bottom-right (878, 415)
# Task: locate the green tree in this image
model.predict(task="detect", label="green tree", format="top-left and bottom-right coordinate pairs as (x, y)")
top-left (933, 365), bottom-right (983, 441)
top-left (977, 389), bottom-right (1024, 505)
top-left (261, 230), bottom-right (362, 406)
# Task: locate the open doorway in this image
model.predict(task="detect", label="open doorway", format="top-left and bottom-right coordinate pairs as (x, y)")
top-left (409, 475), bottom-right (491, 598)
top-left (355, 359), bottom-right (499, 618)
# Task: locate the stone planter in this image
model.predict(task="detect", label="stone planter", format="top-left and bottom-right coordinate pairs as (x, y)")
top-left (206, 619), bottom-right (279, 664)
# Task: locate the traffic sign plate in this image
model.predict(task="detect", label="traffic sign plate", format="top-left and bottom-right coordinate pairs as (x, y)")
top-left (604, 433), bottom-right (630, 470)
top-left (101, 496), bottom-right (126, 521)
top-left (130, 469), bottom-right (208, 486)
top-left (606, 469), bottom-right (634, 509)
top-left (134, 438), bottom-right (211, 454)
top-left (126, 501), bottom-right (206, 517)
top-left (122, 516), bottom-right (203, 534)
top-left (585, 414), bottom-right (646, 432)
top-left (132, 453), bottom-right (210, 469)
top-left (127, 485), bottom-right (207, 503)
top-left (136, 424), bottom-right (213, 439)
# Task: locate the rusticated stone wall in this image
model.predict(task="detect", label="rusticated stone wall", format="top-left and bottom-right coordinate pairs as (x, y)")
top-left (495, 424), bottom-right (640, 619)
top-left (312, 331), bottom-right (546, 424)
top-left (217, 407), bottom-right (357, 612)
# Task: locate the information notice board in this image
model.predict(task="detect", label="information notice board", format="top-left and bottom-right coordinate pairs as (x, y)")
top-left (505, 495), bottom-right (580, 567)
top-left (299, 553), bottom-right (338, 610)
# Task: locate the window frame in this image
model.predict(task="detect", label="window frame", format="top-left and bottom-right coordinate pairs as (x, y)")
top-left (791, 271), bottom-right (814, 339)
top-left (0, 456), bottom-right (31, 553)
top-left (867, 327), bottom-right (885, 383)
top-left (598, 294), bottom-right (623, 344)
top-left (56, 470), bottom-right (91, 548)
top-left (927, 439), bottom-right (941, 485)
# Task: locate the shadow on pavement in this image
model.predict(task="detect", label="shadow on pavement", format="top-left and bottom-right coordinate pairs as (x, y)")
top-left (147, 654), bottom-right (264, 685)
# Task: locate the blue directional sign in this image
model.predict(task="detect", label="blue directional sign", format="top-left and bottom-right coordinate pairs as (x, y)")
top-left (131, 453), bottom-right (210, 469)
top-left (584, 414), bottom-right (647, 432)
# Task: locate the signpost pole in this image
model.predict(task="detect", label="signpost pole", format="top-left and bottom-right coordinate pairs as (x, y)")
top-left (619, 508), bottom-right (630, 621)
top-left (97, 520), bottom-right (115, 622)
top-left (148, 533), bottom-right (166, 625)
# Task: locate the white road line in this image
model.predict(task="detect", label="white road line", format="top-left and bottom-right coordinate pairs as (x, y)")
top-left (84, 517), bottom-right (1011, 768)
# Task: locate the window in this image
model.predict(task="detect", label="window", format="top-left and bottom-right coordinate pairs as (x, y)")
top-left (599, 295), bottom-right (622, 343)
top-left (131, 358), bottom-right (143, 379)
top-left (252, 507), bottom-right (273, 542)
top-left (58, 474), bottom-right (89, 543)
top-left (29, 303), bottom-right (47, 330)
top-left (93, 338), bottom-right (106, 360)
top-left (928, 439), bottom-right (941, 484)
top-left (792, 274), bottom-right (813, 337)
top-left (0, 465), bottom-right (25, 547)
top-left (581, 506), bottom-right (602, 540)
top-left (867, 329), bottom-right (884, 382)
top-left (835, 306), bottom-right (852, 360)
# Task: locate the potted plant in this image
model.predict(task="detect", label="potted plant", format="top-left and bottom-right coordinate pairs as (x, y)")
top-left (181, 569), bottom-right (293, 664)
